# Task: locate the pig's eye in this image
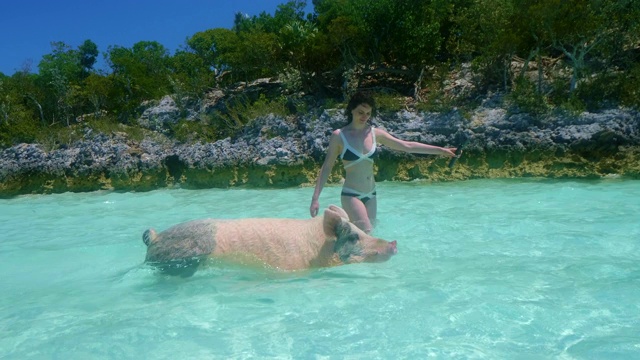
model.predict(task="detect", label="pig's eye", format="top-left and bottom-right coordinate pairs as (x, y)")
top-left (348, 233), bottom-right (359, 242)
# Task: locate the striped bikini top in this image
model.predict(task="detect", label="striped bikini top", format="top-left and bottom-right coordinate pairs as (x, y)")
top-left (338, 127), bottom-right (377, 169)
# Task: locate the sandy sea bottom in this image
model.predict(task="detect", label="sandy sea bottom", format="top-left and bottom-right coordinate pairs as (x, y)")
top-left (1, 179), bottom-right (639, 359)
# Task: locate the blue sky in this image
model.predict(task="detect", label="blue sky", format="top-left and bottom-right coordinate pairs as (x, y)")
top-left (1, 0), bottom-right (314, 75)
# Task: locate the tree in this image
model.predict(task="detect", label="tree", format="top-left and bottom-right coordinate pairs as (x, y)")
top-left (531, 0), bottom-right (632, 92)
top-left (278, 20), bottom-right (318, 70)
top-left (186, 27), bottom-right (279, 84)
top-left (234, 1), bottom-right (308, 33)
top-left (0, 71), bottom-right (43, 146)
top-left (37, 42), bottom-right (85, 125)
top-left (82, 73), bottom-right (112, 116)
top-left (185, 28), bottom-right (238, 82)
top-left (313, 0), bottom-right (367, 63)
top-left (227, 31), bottom-right (280, 82)
top-left (78, 40), bottom-right (99, 78)
top-left (107, 41), bottom-right (172, 121)
top-left (265, 0), bottom-right (308, 32)
top-left (170, 51), bottom-right (213, 96)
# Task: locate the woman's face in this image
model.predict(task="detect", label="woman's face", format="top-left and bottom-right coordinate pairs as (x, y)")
top-left (350, 104), bottom-right (372, 125)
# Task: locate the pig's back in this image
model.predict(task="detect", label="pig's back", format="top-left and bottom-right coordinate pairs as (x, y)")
top-left (212, 217), bottom-right (326, 270)
top-left (144, 219), bottom-right (217, 263)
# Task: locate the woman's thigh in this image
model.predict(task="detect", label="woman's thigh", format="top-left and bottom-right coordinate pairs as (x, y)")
top-left (365, 196), bottom-right (377, 225)
top-left (340, 196), bottom-right (376, 233)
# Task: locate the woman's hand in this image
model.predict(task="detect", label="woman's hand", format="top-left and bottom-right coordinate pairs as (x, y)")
top-left (310, 199), bottom-right (320, 217)
top-left (443, 147), bottom-right (458, 157)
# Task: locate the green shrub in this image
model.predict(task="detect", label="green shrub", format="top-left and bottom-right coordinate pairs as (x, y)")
top-left (375, 93), bottom-right (405, 112)
top-left (555, 94), bottom-right (586, 115)
top-left (35, 126), bottom-right (77, 151)
top-left (415, 92), bottom-right (458, 113)
top-left (571, 73), bottom-right (622, 112)
top-left (506, 77), bottom-right (549, 116)
top-left (246, 94), bottom-right (289, 118)
top-left (209, 94), bottom-right (291, 138)
top-left (85, 115), bottom-right (145, 141)
top-left (0, 118), bottom-right (40, 147)
top-left (620, 64), bottom-right (640, 108)
top-left (26, 115), bottom-right (147, 151)
top-left (171, 118), bottom-right (220, 144)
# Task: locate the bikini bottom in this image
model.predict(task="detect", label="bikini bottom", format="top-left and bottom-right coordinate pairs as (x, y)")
top-left (340, 186), bottom-right (377, 204)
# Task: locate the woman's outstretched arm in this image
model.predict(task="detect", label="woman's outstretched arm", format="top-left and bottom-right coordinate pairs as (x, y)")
top-left (375, 128), bottom-right (457, 157)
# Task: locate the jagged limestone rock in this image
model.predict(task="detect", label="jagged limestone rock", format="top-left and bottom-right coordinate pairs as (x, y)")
top-left (1, 107), bottom-right (638, 197)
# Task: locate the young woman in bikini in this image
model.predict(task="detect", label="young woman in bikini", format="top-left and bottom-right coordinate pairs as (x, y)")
top-left (309, 92), bottom-right (457, 233)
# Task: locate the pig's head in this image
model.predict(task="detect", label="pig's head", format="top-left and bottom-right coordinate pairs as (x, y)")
top-left (323, 205), bottom-right (397, 264)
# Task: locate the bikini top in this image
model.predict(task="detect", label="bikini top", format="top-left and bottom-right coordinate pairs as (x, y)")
top-left (338, 127), bottom-right (377, 169)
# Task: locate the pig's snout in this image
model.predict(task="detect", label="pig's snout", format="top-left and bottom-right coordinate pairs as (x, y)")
top-left (368, 240), bottom-right (397, 262)
top-left (388, 240), bottom-right (398, 255)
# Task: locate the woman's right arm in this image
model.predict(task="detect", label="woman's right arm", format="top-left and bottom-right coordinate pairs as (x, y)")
top-left (310, 130), bottom-right (342, 217)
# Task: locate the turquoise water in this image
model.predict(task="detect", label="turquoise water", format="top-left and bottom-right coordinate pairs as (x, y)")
top-left (1, 179), bottom-right (639, 359)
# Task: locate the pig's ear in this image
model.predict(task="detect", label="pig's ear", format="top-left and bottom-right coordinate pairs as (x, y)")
top-left (333, 222), bottom-right (361, 262)
top-left (322, 205), bottom-right (349, 236)
top-left (143, 228), bottom-right (158, 246)
top-left (327, 204), bottom-right (349, 219)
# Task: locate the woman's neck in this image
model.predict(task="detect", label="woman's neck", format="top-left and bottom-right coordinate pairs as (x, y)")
top-left (346, 122), bottom-right (368, 131)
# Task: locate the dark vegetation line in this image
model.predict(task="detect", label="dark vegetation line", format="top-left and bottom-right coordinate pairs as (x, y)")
top-left (1, 0), bottom-right (639, 148)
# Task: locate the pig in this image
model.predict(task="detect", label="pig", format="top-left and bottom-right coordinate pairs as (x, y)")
top-left (142, 205), bottom-right (397, 276)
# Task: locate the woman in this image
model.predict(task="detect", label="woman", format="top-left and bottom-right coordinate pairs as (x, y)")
top-left (309, 92), bottom-right (457, 233)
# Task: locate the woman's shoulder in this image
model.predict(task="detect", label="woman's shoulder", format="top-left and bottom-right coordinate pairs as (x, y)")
top-left (372, 126), bottom-right (389, 136)
top-left (328, 129), bottom-right (344, 146)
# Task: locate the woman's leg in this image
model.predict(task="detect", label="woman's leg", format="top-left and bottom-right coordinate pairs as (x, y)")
top-left (365, 196), bottom-right (377, 230)
top-left (341, 195), bottom-right (376, 234)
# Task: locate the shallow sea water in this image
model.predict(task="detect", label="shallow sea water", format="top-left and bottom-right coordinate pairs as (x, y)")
top-left (1, 179), bottom-right (639, 359)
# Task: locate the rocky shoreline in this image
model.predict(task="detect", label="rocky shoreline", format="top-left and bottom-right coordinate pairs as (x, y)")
top-left (1, 100), bottom-right (639, 198)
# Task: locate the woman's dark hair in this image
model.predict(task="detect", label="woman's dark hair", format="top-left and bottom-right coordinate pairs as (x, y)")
top-left (344, 91), bottom-right (376, 122)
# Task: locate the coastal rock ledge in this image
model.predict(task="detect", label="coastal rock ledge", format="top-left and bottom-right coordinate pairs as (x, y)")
top-left (1, 107), bottom-right (639, 197)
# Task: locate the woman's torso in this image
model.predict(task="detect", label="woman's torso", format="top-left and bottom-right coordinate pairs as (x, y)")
top-left (338, 126), bottom-right (377, 192)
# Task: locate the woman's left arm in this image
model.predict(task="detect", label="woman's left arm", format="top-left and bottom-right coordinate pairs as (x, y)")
top-left (375, 128), bottom-right (456, 157)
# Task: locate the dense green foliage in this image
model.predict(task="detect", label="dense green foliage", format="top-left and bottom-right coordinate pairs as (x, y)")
top-left (1, 0), bottom-right (638, 147)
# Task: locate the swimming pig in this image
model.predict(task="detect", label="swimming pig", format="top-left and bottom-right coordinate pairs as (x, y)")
top-left (142, 205), bottom-right (397, 276)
